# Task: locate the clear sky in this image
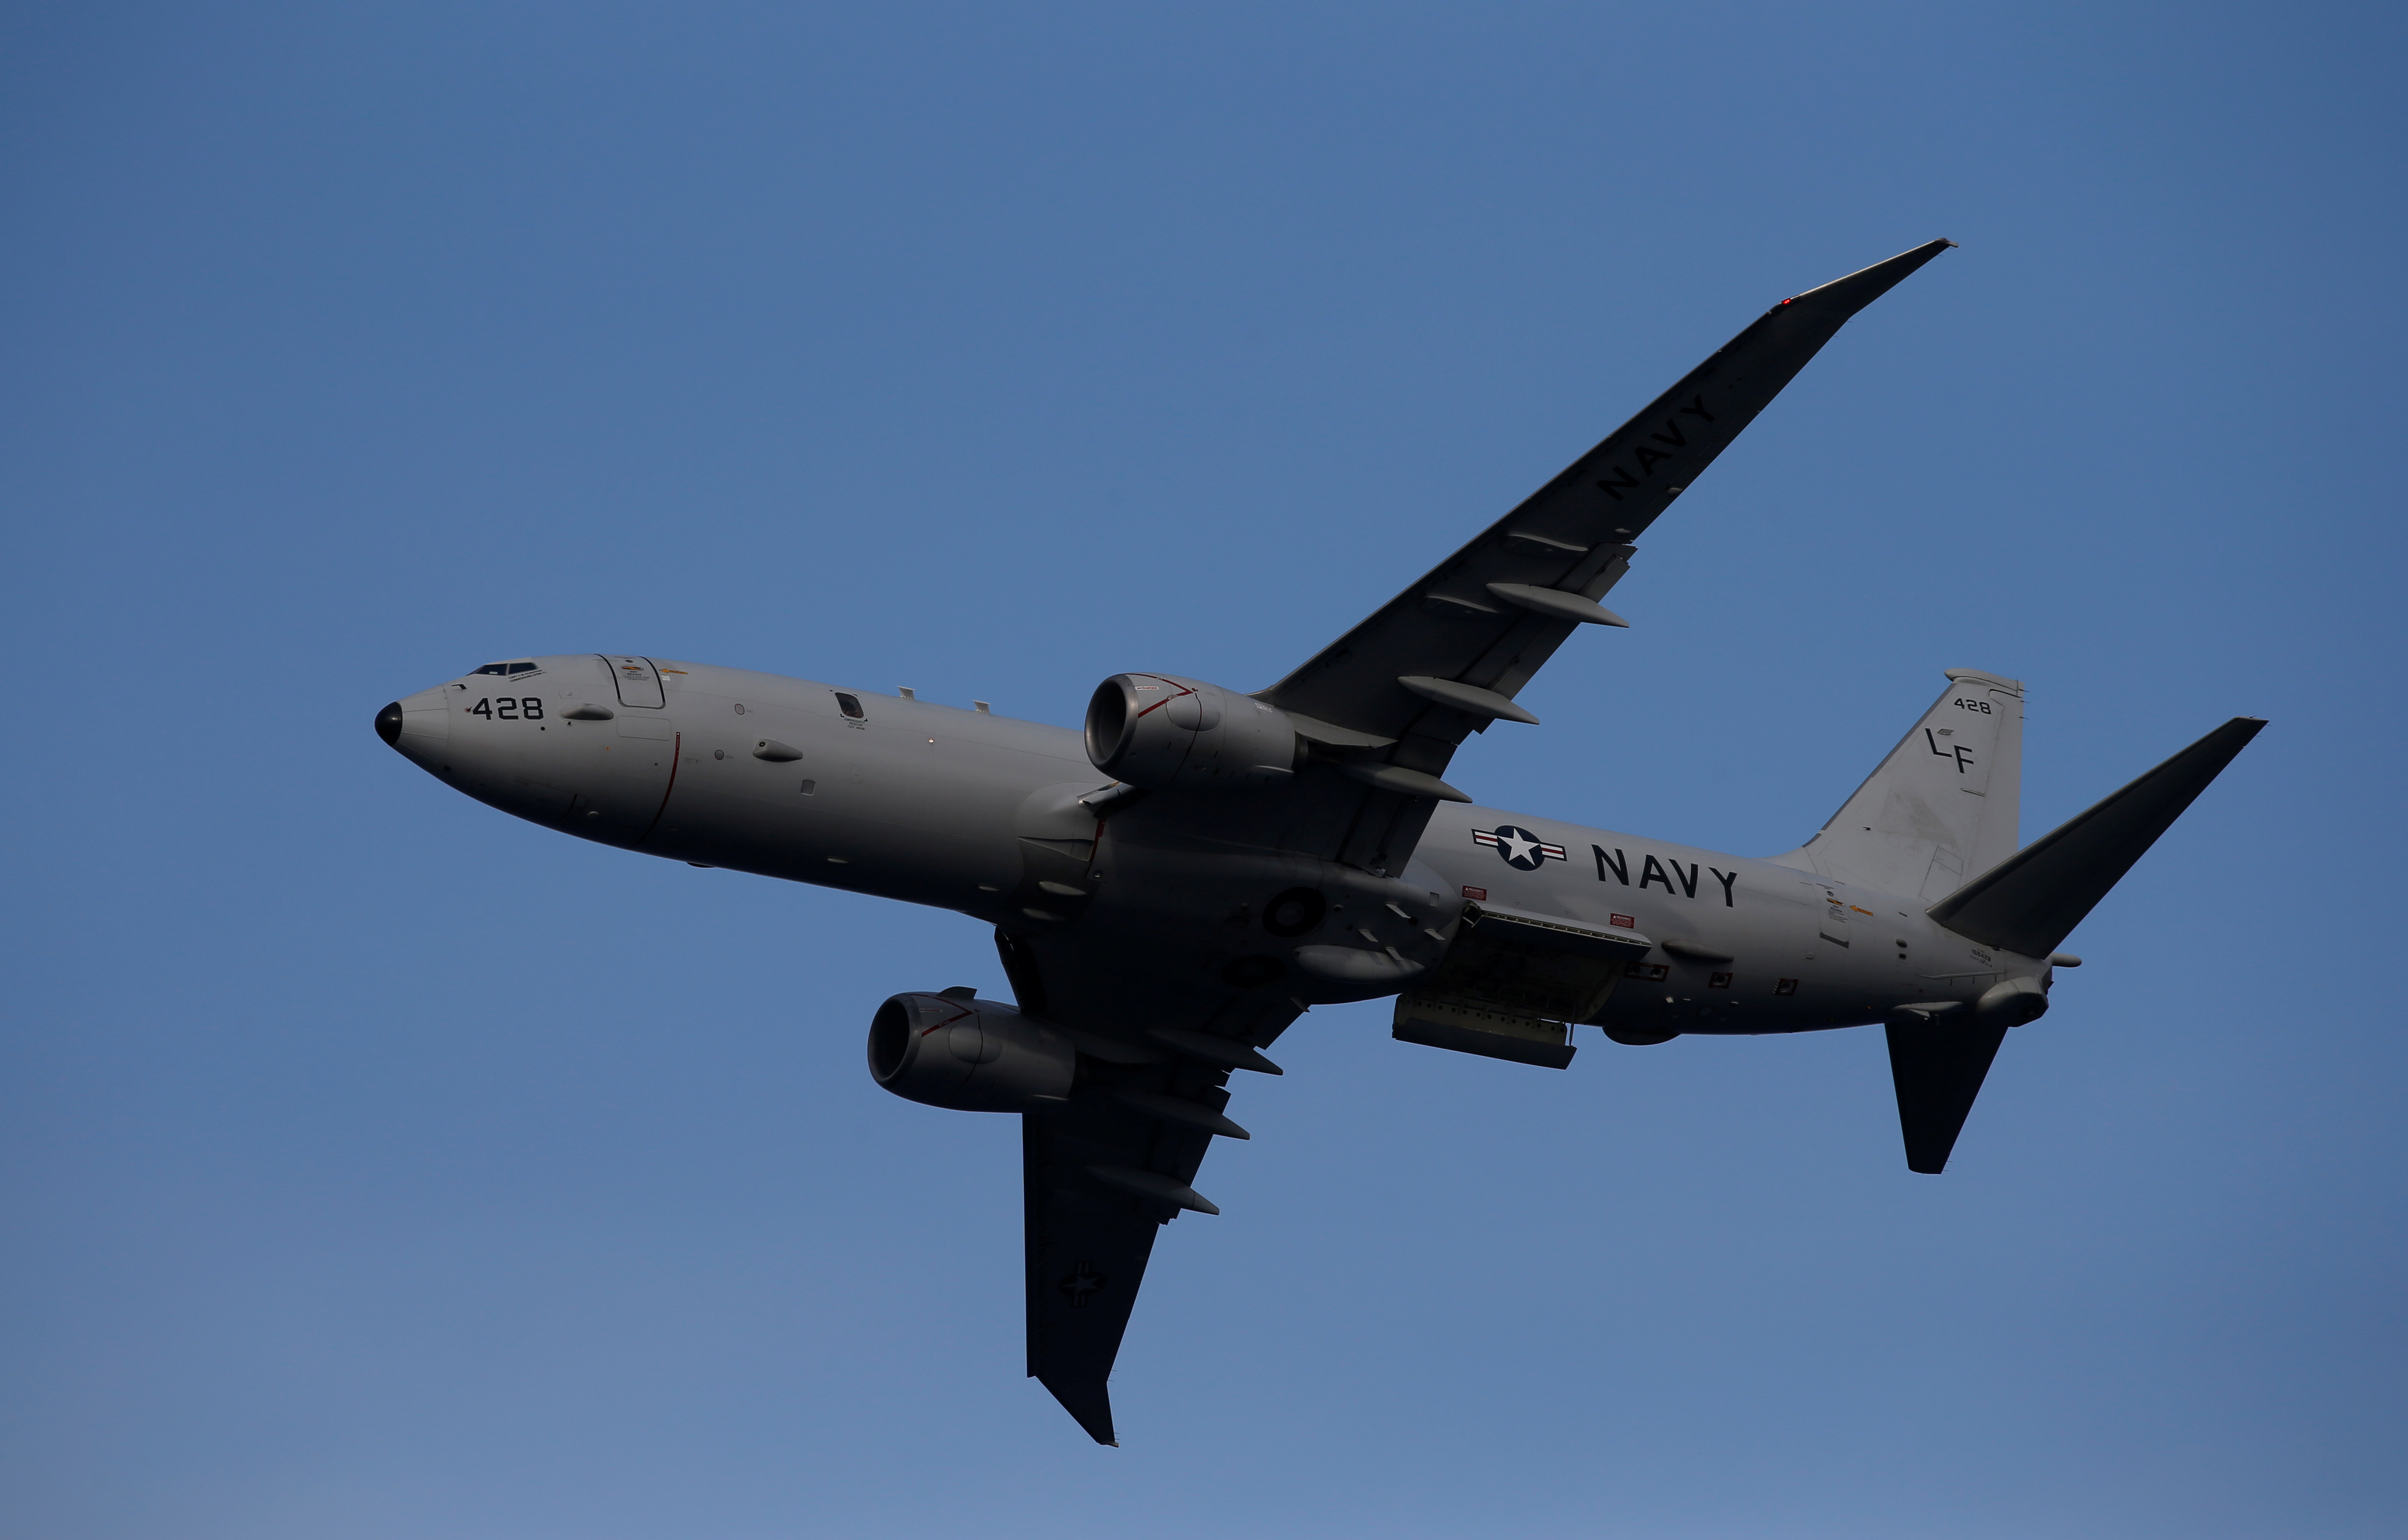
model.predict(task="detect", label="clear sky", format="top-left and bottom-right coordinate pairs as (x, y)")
top-left (3, 3), bottom-right (2402, 1537)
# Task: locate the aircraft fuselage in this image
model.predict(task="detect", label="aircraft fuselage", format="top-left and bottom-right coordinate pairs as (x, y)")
top-left (383, 652), bottom-right (2045, 1041)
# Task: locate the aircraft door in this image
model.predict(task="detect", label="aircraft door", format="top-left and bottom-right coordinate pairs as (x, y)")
top-left (605, 656), bottom-right (666, 708)
top-left (567, 714), bottom-right (678, 844)
top-left (551, 657), bottom-right (676, 844)
top-left (1810, 883), bottom-right (1851, 948)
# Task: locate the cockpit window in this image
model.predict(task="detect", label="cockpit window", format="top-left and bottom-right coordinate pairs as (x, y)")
top-left (472, 660), bottom-right (541, 677)
top-left (507, 662), bottom-right (540, 675)
top-left (473, 663), bottom-right (510, 676)
top-left (833, 692), bottom-right (866, 720)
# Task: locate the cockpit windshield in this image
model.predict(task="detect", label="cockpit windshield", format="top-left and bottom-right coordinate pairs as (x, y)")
top-left (471, 661), bottom-right (542, 677)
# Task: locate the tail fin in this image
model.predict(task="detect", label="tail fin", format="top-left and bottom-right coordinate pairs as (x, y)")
top-left (1773, 670), bottom-right (2024, 901)
top-left (1928, 717), bottom-right (2265, 957)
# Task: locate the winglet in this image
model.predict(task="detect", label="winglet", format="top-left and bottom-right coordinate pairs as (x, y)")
top-left (1042, 1377), bottom-right (1119, 1446)
top-left (1777, 237), bottom-right (1957, 319)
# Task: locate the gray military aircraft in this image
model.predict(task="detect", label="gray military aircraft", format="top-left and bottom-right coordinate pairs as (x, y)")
top-left (373, 239), bottom-right (2260, 1445)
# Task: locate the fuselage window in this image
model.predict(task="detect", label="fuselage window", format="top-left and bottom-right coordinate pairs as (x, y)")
top-left (834, 692), bottom-right (866, 720)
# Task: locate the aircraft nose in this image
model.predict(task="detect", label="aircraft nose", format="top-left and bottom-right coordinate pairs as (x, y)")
top-left (379, 688), bottom-right (452, 759)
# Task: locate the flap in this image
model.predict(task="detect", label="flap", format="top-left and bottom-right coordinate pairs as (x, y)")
top-left (1397, 902), bottom-right (1651, 1048)
top-left (1460, 901), bottom-right (1654, 960)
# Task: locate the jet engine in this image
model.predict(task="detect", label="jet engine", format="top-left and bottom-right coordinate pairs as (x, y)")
top-left (1084, 673), bottom-right (1298, 791)
top-left (1975, 975), bottom-right (2051, 1028)
top-left (867, 992), bottom-right (1076, 1112)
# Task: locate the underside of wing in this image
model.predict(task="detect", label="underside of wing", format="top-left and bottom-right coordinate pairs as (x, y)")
top-left (1000, 928), bottom-right (1296, 1445)
top-left (1260, 239), bottom-right (1956, 785)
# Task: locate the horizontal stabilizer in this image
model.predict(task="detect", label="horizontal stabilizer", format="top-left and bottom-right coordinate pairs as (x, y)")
top-left (1886, 1019), bottom-right (2011, 1174)
top-left (1928, 718), bottom-right (2264, 957)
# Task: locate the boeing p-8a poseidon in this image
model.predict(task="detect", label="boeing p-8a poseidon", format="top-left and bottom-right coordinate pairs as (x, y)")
top-left (374, 240), bottom-right (2260, 1445)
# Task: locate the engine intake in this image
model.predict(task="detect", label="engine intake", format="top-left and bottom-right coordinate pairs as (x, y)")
top-left (867, 993), bottom-right (1076, 1112)
top-left (1085, 674), bottom-right (1298, 791)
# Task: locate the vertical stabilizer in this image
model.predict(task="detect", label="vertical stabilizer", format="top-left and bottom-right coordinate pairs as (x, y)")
top-left (1773, 670), bottom-right (2023, 901)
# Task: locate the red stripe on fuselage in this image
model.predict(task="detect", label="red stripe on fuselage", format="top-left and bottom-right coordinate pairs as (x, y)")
top-left (633, 732), bottom-right (682, 845)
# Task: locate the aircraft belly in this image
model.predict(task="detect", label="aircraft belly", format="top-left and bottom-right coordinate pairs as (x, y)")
top-left (1046, 836), bottom-right (1459, 1008)
top-left (1418, 808), bottom-right (1923, 1033)
top-left (659, 804), bottom-right (1008, 903)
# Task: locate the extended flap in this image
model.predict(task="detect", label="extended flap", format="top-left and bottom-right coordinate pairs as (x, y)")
top-left (1424, 903), bottom-right (1651, 1018)
top-left (1393, 903), bottom-right (1652, 1069)
top-left (1457, 902), bottom-right (1654, 961)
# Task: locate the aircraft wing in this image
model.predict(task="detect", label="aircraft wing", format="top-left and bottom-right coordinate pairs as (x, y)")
top-left (1001, 928), bottom-right (1301, 1446)
top-left (1259, 239), bottom-right (1955, 784)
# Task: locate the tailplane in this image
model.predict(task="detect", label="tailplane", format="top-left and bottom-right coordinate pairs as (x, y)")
top-left (1928, 717), bottom-right (2265, 957)
top-left (1887, 713), bottom-right (2262, 1176)
top-left (1774, 670), bottom-right (2024, 901)
top-left (1886, 1018), bottom-right (2011, 1174)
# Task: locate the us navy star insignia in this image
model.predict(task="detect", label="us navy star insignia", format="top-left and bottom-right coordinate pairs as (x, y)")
top-left (1059, 1263), bottom-right (1106, 1307)
top-left (1472, 824), bottom-right (1568, 871)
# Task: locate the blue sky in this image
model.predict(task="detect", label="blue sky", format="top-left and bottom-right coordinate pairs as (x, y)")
top-left (3, 3), bottom-right (2401, 1536)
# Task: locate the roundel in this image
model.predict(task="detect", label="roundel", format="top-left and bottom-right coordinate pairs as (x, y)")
top-left (1484, 824), bottom-right (1552, 871)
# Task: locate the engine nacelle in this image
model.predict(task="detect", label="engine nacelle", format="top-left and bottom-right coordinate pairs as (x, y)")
top-left (1084, 674), bottom-right (1299, 791)
top-left (1976, 975), bottom-right (2051, 1028)
top-left (866, 993), bottom-right (1076, 1112)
